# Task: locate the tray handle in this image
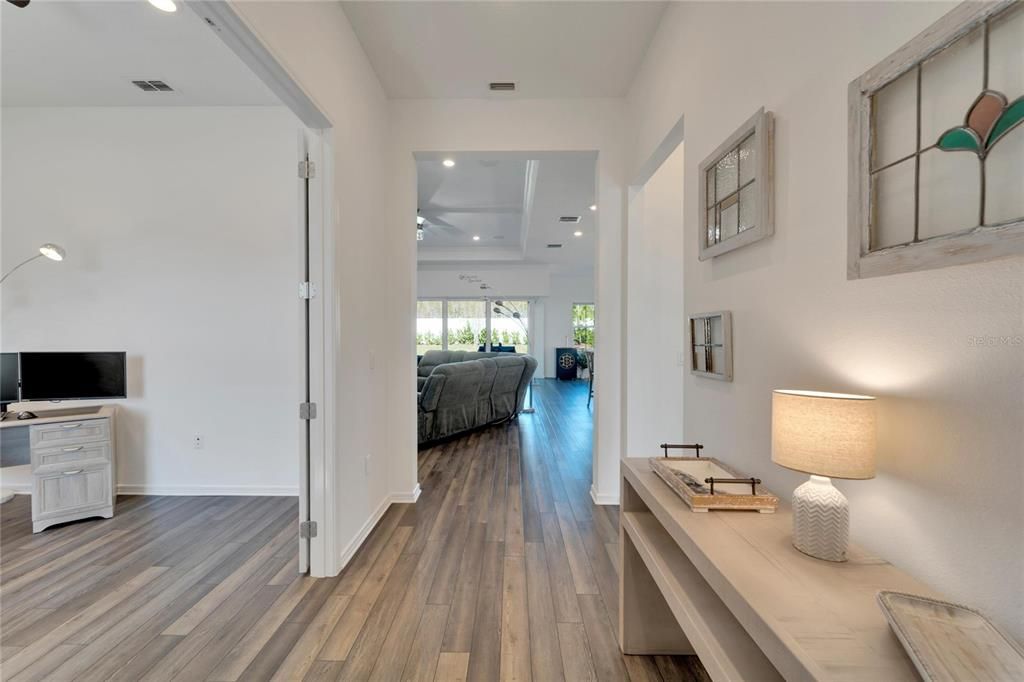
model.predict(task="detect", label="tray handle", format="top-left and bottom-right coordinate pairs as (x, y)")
top-left (660, 443), bottom-right (704, 458)
top-left (704, 477), bottom-right (761, 495)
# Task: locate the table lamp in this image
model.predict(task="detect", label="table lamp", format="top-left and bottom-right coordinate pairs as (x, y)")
top-left (771, 389), bottom-right (876, 562)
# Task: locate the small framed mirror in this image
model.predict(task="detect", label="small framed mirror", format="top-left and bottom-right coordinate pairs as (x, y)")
top-left (688, 311), bottom-right (733, 381)
top-left (698, 108), bottom-right (775, 260)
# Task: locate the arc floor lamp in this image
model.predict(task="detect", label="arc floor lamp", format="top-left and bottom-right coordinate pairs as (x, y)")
top-left (0, 243), bottom-right (67, 504)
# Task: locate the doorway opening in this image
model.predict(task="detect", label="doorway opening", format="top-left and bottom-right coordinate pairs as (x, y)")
top-left (193, 2), bottom-right (335, 577)
top-left (414, 150), bottom-right (597, 449)
top-left (625, 114), bottom-right (686, 458)
top-left (0, 0), bottom-right (335, 577)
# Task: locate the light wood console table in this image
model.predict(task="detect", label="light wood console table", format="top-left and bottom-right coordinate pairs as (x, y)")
top-left (1, 406), bottom-right (116, 532)
top-left (619, 457), bottom-right (940, 681)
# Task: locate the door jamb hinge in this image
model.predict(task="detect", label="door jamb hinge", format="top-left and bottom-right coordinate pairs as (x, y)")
top-left (298, 160), bottom-right (315, 179)
top-left (299, 520), bottom-right (317, 539)
top-left (299, 402), bottom-right (317, 420)
top-left (299, 282), bottom-right (318, 299)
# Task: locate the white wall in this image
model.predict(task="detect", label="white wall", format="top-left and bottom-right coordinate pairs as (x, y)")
top-left (1, 106), bottom-right (301, 495)
top-left (391, 98), bottom-right (627, 503)
top-left (229, 1), bottom-right (408, 573)
top-left (626, 1), bottom-right (1023, 639)
top-left (625, 141), bottom-right (686, 456)
top-left (417, 264), bottom-right (552, 299)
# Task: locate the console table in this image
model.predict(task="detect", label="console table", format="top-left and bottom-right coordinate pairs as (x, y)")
top-left (0, 406), bottom-right (116, 533)
top-left (619, 457), bottom-right (940, 681)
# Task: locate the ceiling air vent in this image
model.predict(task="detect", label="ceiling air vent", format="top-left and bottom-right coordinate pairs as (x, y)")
top-left (489, 82), bottom-right (516, 92)
top-left (547, 243), bottom-right (563, 249)
top-left (559, 216), bottom-right (581, 224)
top-left (132, 80), bottom-right (174, 92)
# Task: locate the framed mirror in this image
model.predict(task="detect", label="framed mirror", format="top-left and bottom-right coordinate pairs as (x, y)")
top-left (688, 311), bottom-right (733, 381)
top-left (698, 108), bottom-right (775, 261)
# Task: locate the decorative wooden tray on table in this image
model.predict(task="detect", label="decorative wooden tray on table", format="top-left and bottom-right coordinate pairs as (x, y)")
top-left (877, 591), bottom-right (1024, 682)
top-left (649, 443), bottom-right (778, 513)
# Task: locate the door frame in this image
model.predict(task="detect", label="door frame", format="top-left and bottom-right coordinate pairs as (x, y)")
top-left (191, 1), bottom-right (334, 576)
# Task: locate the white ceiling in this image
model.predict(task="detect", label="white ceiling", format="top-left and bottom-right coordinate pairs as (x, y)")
top-left (417, 151), bottom-right (596, 274)
top-left (1, 0), bottom-right (279, 106)
top-left (341, 1), bottom-right (668, 99)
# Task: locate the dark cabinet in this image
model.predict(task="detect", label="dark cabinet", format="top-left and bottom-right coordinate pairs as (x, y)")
top-left (555, 348), bottom-right (578, 380)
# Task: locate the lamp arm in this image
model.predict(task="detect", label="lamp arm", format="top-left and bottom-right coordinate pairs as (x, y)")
top-left (492, 309), bottom-right (529, 341)
top-left (0, 253), bottom-right (44, 284)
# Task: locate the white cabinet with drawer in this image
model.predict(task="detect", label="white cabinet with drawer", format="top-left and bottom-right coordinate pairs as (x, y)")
top-left (33, 465), bottom-right (112, 520)
top-left (24, 408), bottom-right (116, 533)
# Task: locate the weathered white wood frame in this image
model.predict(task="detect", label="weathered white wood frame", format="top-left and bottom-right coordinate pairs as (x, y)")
top-left (687, 311), bottom-right (733, 382)
top-left (848, 0), bottom-right (1024, 280)
top-left (698, 108), bottom-right (775, 261)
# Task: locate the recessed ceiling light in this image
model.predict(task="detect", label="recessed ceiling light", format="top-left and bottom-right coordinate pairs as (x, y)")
top-left (472, 235), bottom-right (480, 241)
top-left (443, 159), bottom-right (456, 168)
top-left (148, 0), bottom-right (177, 12)
top-left (590, 204), bottom-right (597, 211)
top-left (573, 230), bottom-right (583, 237)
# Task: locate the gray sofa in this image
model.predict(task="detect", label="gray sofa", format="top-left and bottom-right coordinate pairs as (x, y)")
top-left (417, 350), bottom-right (537, 444)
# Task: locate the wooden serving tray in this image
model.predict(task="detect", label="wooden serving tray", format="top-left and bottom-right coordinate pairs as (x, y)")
top-left (877, 591), bottom-right (1024, 682)
top-left (648, 456), bottom-right (778, 513)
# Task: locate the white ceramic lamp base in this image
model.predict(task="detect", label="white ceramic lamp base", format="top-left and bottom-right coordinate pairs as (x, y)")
top-left (791, 475), bottom-right (849, 562)
top-left (0, 489), bottom-right (15, 504)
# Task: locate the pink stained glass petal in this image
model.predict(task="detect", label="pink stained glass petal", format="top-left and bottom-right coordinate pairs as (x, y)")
top-left (966, 91), bottom-right (1007, 143)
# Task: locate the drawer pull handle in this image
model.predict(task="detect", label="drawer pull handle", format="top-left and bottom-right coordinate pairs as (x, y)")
top-left (61, 469), bottom-right (84, 476)
top-left (63, 446), bottom-right (84, 452)
top-left (60, 423), bottom-right (82, 429)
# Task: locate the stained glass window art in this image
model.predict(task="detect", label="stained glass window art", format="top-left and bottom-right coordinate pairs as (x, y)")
top-left (849, 1), bottom-right (1024, 279)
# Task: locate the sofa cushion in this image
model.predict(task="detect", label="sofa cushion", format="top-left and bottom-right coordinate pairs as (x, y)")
top-left (491, 356), bottom-right (526, 418)
top-left (474, 358), bottom-right (499, 424)
top-left (418, 350), bottom-right (503, 378)
top-left (424, 361), bottom-right (484, 440)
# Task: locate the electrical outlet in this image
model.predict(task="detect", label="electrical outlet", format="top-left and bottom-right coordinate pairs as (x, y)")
top-left (677, 352), bottom-right (687, 367)
top-left (193, 434), bottom-right (204, 450)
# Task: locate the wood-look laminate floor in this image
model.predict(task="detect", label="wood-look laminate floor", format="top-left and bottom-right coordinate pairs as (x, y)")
top-left (0, 379), bottom-right (707, 681)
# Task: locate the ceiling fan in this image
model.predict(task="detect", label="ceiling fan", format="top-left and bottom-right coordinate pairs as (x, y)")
top-left (417, 208), bottom-right (465, 237)
top-left (5, 0), bottom-right (30, 7)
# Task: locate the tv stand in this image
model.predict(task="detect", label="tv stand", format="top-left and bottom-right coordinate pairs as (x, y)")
top-left (0, 405), bottom-right (116, 532)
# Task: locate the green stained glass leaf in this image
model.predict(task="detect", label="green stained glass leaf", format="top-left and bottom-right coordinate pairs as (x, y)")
top-left (987, 97), bottom-right (1024, 147)
top-left (937, 127), bottom-right (981, 153)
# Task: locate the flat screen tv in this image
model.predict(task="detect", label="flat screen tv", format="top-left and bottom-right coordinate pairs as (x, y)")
top-left (18, 352), bottom-right (127, 402)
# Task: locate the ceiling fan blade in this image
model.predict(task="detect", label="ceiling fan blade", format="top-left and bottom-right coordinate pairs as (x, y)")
top-left (419, 211), bottom-right (460, 230)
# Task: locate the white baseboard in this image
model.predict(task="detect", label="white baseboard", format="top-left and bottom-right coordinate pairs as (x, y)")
top-left (116, 484), bottom-right (299, 496)
top-left (391, 483), bottom-right (421, 503)
top-left (337, 495), bottom-right (392, 570)
top-left (335, 484), bottom-right (422, 572)
top-left (590, 484), bottom-right (619, 506)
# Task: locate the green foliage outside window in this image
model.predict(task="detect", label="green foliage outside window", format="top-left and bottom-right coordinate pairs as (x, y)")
top-left (572, 303), bottom-right (595, 348)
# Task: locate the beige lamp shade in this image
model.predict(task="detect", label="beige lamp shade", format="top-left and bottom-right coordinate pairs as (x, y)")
top-left (771, 390), bottom-right (877, 480)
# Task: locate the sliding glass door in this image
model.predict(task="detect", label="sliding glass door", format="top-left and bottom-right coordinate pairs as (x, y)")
top-left (446, 300), bottom-right (488, 352)
top-left (416, 298), bottom-right (532, 354)
top-left (416, 300), bottom-right (444, 355)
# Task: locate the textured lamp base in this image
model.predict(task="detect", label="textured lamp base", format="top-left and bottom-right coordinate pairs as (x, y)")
top-left (792, 475), bottom-right (848, 562)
